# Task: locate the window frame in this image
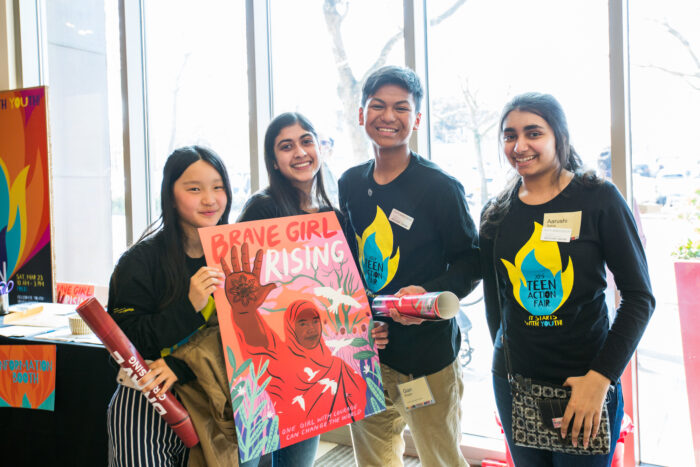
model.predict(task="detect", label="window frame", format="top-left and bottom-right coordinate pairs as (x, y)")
top-left (11, 0), bottom-right (642, 463)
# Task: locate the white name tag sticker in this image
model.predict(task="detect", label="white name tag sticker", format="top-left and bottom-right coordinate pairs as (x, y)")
top-left (398, 376), bottom-right (435, 411)
top-left (389, 209), bottom-right (414, 230)
top-left (540, 227), bottom-right (572, 243)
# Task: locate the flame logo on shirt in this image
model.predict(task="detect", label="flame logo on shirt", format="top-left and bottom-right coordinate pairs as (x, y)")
top-left (501, 222), bottom-right (574, 315)
top-left (356, 207), bottom-right (400, 293)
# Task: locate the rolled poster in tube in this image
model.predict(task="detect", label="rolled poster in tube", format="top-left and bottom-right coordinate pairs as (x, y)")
top-left (371, 291), bottom-right (460, 320)
top-left (76, 297), bottom-right (199, 448)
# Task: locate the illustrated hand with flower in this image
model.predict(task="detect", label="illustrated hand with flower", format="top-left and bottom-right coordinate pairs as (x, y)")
top-left (220, 243), bottom-right (368, 429)
top-left (221, 242), bottom-right (277, 348)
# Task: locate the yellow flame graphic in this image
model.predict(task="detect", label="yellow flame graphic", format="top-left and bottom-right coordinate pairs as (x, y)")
top-left (356, 207), bottom-right (399, 292)
top-left (8, 166), bottom-right (28, 230)
top-left (0, 159), bottom-right (30, 277)
top-left (501, 222), bottom-right (574, 314)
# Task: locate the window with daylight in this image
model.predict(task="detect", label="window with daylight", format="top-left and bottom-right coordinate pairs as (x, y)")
top-left (629, 0), bottom-right (700, 464)
top-left (426, 0), bottom-right (610, 441)
top-left (14, 0), bottom-right (700, 463)
top-left (143, 0), bottom-right (251, 220)
top-left (270, 0), bottom-right (404, 204)
top-left (42, 0), bottom-right (125, 285)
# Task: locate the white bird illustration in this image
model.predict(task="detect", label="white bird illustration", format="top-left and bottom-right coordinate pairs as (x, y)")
top-left (314, 287), bottom-right (361, 314)
top-left (325, 337), bottom-right (355, 356)
top-left (292, 395), bottom-right (306, 411)
top-left (318, 378), bottom-right (338, 394)
top-left (303, 367), bottom-right (320, 381)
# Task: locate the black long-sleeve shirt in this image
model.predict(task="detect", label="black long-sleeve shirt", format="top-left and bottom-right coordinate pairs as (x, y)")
top-left (237, 189), bottom-right (296, 221)
top-left (480, 177), bottom-right (655, 384)
top-left (107, 233), bottom-right (206, 383)
top-left (237, 187), bottom-right (340, 228)
top-left (338, 152), bottom-right (481, 376)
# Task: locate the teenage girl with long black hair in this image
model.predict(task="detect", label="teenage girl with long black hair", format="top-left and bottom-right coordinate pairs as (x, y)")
top-left (480, 93), bottom-right (654, 466)
top-left (107, 146), bottom-right (231, 466)
top-left (237, 112), bottom-right (388, 466)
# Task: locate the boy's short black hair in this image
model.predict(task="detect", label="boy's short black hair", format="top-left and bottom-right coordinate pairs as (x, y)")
top-left (361, 65), bottom-right (424, 112)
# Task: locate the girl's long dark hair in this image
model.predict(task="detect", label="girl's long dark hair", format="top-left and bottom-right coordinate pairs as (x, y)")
top-left (136, 146), bottom-right (232, 308)
top-left (480, 93), bottom-right (600, 239)
top-left (263, 112), bottom-right (333, 216)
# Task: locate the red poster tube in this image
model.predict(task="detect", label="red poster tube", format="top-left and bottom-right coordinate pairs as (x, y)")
top-left (371, 291), bottom-right (459, 320)
top-left (76, 297), bottom-right (199, 448)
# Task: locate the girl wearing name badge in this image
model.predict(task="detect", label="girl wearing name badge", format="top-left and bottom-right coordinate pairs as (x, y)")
top-left (106, 146), bottom-right (232, 466)
top-left (236, 112), bottom-right (389, 467)
top-left (479, 93), bottom-right (654, 466)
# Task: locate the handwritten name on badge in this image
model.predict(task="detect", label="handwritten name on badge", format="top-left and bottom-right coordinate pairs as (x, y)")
top-left (389, 209), bottom-right (414, 230)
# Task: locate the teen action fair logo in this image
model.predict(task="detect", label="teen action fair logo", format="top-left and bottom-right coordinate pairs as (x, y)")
top-left (501, 222), bottom-right (574, 327)
top-left (356, 207), bottom-right (399, 293)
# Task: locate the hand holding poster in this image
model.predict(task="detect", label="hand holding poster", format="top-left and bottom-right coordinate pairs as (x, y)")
top-left (199, 212), bottom-right (385, 462)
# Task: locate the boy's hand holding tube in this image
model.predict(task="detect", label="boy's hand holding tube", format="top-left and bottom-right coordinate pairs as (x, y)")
top-left (390, 285), bottom-right (428, 325)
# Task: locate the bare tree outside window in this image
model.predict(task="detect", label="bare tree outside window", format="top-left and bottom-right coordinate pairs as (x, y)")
top-left (431, 81), bottom-right (498, 204)
top-left (322, 0), bottom-right (468, 163)
top-left (639, 20), bottom-right (700, 91)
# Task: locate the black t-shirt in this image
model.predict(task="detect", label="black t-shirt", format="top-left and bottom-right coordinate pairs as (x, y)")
top-left (480, 178), bottom-right (655, 383)
top-left (237, 188), bottom-right (340, 223)
top-left (238, 189), bottom-right (290, 221)
top-left (338, 152), bottom-right (481, 376)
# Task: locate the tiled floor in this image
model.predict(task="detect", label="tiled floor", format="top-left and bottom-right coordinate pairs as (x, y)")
top-left (315, 441), bottom-right (337, 459)
top-left (313, 442), bottom-right (422, 466)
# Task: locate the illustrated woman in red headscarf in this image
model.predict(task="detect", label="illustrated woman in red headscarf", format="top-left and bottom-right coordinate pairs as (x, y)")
top-left (221, 242), bottom-right (367, 429)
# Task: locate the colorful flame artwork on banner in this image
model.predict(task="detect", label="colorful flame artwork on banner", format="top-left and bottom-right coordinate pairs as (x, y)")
top-left (0, 87), bottom-right (52, 303)
top-left (0, 345), bottom-right (56, 411)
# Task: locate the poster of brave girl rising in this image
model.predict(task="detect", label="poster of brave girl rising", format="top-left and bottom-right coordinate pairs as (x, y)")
top-left (199, 211), bottom-right (385, 462)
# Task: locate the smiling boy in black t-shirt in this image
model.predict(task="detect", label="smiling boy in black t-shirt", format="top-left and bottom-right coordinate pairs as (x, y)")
top-left (339, 65), bottom-right (480, 467)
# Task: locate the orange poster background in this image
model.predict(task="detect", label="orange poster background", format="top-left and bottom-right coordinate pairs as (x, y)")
top-left (199, 212), bottom-right (385, 462)
top-left (0, 344), bottom-right (56, 411)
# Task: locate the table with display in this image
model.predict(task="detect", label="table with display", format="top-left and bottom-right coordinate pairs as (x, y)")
top-left (0, 333), bottom-right (117, 466)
